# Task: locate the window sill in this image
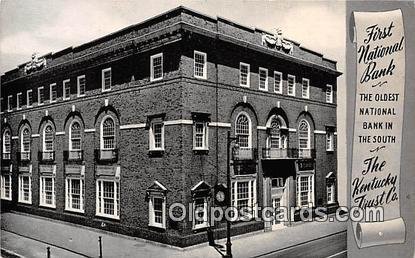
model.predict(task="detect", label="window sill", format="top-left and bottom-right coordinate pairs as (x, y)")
top-left (148, 149), bottom-right (164, 157)
top-left (39, 204), bottom-right (56, 209)
top-left (18, 200), bottom-right (32, 205)
top-left (326, 149), bottom-right (335, 153)
top-left (150, 77), bottom-right (163, 82)
top-left (96, 213), bottom-right (120, 220)
top-left (258, 87), bottom-right (268, 91)
top-left (274, 91), bottom-right (282, 94)
top-left (148, 223), bottom-right (166, 230)
top-left (102, 88), bottom-right (111, 93)
top-left (193, 149), bottom-right (209, 155)
top-left (1, 197), bottom-right (12, 201)
top-left (65, 208), bottom-right (85, 214)
top-left (194, 75), bottom-right (207, 80)
top-left (77, 94), bottom-right (86, 98)
top-left (239, 84), bottom-right (250, 88)
top-left (63, 97), bottom-right (70, 101)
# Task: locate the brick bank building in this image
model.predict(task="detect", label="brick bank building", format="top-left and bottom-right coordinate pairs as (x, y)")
top-left (1, 7), bottom-right (341, 247)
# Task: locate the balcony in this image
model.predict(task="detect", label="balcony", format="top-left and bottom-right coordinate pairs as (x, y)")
top-left (262, 148), bottom-right (316, 159)
top-left (17, 152), bottom-right (31, 162)
top-left (94, 149), bottom-right (118, 164)
top-left (63, 150), bottom-right (84, 162)
top-left (2, 153), bottom-right (11, 160)
top-left (298, 148), bottom-right (316, 159)
top-left (232, 148), bottom-right (258, 161)
top-left (38, 151), bottom-right (55, 162)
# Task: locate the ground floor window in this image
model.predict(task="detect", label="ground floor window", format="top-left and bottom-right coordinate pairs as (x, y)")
top-left (231, 178), bottom-right (256, 219)
top-left (40, 176), bottom-right (55, 208)
top-left (327, 183), bottom-right (335, 204)
top-left (193, 197), bottom-right (209, 229)
top-left (18, 175), bottom-right (31, 204)
top-left (1, 174), bottom-right (12, 200)
top-left (149, 195), bottom-right (166, 228)
top-left (66, 177), bottom-right (84, 212)
top-left (96, 179), bottom-right (119, 219)
top-left (296, 174), bottom-right (314, 207)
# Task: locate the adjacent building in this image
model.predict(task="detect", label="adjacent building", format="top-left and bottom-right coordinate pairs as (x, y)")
top-left (0, 7), bottom-right (341, 247)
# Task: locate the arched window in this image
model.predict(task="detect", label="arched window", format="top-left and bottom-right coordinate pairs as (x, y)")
top-left (43, 124), bottom-right (54, 151)
top-left (269, 117), bottom-right (281, 149)
top-left (3, 129), bottom-right (11, 155)
top-left (21, 127), bottom-right (31, 153)
top-left (298, 120), bottom-right (310, 150)
top-left (70, 121), bottom-right (82, 151)
top-left (101, 117), bottom-right (115, 150)
top-left (235, 113), bottom-right (251, 148)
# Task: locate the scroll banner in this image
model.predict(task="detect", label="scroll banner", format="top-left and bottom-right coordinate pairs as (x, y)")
top-left (351, 10), bottom-right (406, 248)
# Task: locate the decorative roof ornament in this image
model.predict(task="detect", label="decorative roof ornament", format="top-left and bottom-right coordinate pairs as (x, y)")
top-left (261, 28), bottom-right (293, 55)
top-left (24, 52), bottom-right (47, 74)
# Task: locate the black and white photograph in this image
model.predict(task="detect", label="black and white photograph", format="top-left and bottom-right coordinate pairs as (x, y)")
top-left (0, 1), bottom-right (413, 258)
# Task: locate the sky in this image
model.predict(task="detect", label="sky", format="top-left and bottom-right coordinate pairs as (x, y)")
top-left (0, 0), bottom-right (347, 204)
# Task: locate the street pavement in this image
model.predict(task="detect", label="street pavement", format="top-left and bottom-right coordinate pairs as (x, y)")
top-left (1, 212), bottom-right (346, 258)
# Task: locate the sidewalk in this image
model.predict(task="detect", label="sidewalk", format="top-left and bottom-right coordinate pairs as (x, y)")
top-left (1, 212), bottom-right (346, 258)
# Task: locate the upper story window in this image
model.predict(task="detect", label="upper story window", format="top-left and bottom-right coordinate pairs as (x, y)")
top-left (194, 51), bottom-right (207, 79)
top-left (101, 117), bottom-right (115, 150)
top-left (38, 87), bottom-right (44, 105)
top-left (43, 124), bottom-right (55, 152)
top-left (7, 95), bottom-right (12, 111)
top-left (193, 122), bottom-right (208, 150)
top-left (50, 83), bottom-right (57, 103)
top-left (235, 113), bottom-right (251, 148)
top-left (2, 129), bottom-right (11, 157)
top-left (302, 78), bottom-right (310, 99)
top-left (287, 75), bottom-right (296, 96)
top-left (239, 63), bottom-right (250, 87)
top-left (150, 53), bottom-right (163, 82)
top-left (149, 121), bottom-right (164, 151)
top-left (298, 120), bottom-right (310, 150)
top-left (102, 68), bottom-right (112, 92)
top-left (63, 79), bottom-right (70, 100)
top-left (21, 127), bottom-right (31, 153)
top-left (326, 131), bottom-right (334, 151)
top-left (77, 75), bottom-right (86, 97)
top-left (259, 67), bottom-right (268, 91)
top-left (326, 84), bottom-right (333, 103)
top-left (274, 71), bottom-right (282, 94)
top-left (70, 121), bottom-right (82, 151)
top-left (17, 93), bottom-right (23, 110)
top-left (268, 117), bottom-right (284, 149)
top-left (27, 90), bottom-right (33, 107)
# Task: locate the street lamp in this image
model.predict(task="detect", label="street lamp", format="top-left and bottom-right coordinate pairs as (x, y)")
top-left (225, 130), bottom-right (239, 258)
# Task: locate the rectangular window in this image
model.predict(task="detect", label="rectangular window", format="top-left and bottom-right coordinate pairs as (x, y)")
top-left (27, 90), bottom-right (33, 107)
top-left (194, 51), bottom-right (207, 79)
top-left (239, 63), bottom-right (250, 87)
top-left (287, 75), bottom-right (296, 96)
top-left (193, 122), bottom-right (208, 150)
top-left (231, 179), bottom-right (256, 219)
top-left (326, 132), bottom-right (334, 151)
top-left (193, 197), bottom-right (208, 229)
top-left (297, 175), bottom-right (314, 207)
top-left (96, 180), bottom-right (120, 219)
top-left (149, 196), bottom-right (166, 228)
top-left (327, 183), bottom-right (335, 204)
top-left (63, 79), bottom-right (70, 100)
top-left (274, 71), bottom-right (282, 93)
top-left (150, 122), bottom-right (164, 150)
top-left (50, 83), bottom-right (57, 102)
top-left (18, 175), bottom-right (31, 204)
top-left (302, 78), bottom-right (310, 99)
top-left (17, 93), bottom-right (22, 110)
top-left (102, 68), bottom-right (112, 91)
top-left (150, 53), bottom-right (163, 81)
top-left (1, 174), bottom-right (12, 200)
top-left (7, 95), bottom-right (12, 111)
top-left (66, 177), bottom-right (84, 212)
top-left (40, 176), bottom-right (55, 208)
top-left (259, 67), bottom-right (268, 91)
top-left (77, 75), bottom-right (86, 97)
top-left (38, 87), bottom-right (44, 105)
top-left (326, 84), bottom-right (333, 103)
